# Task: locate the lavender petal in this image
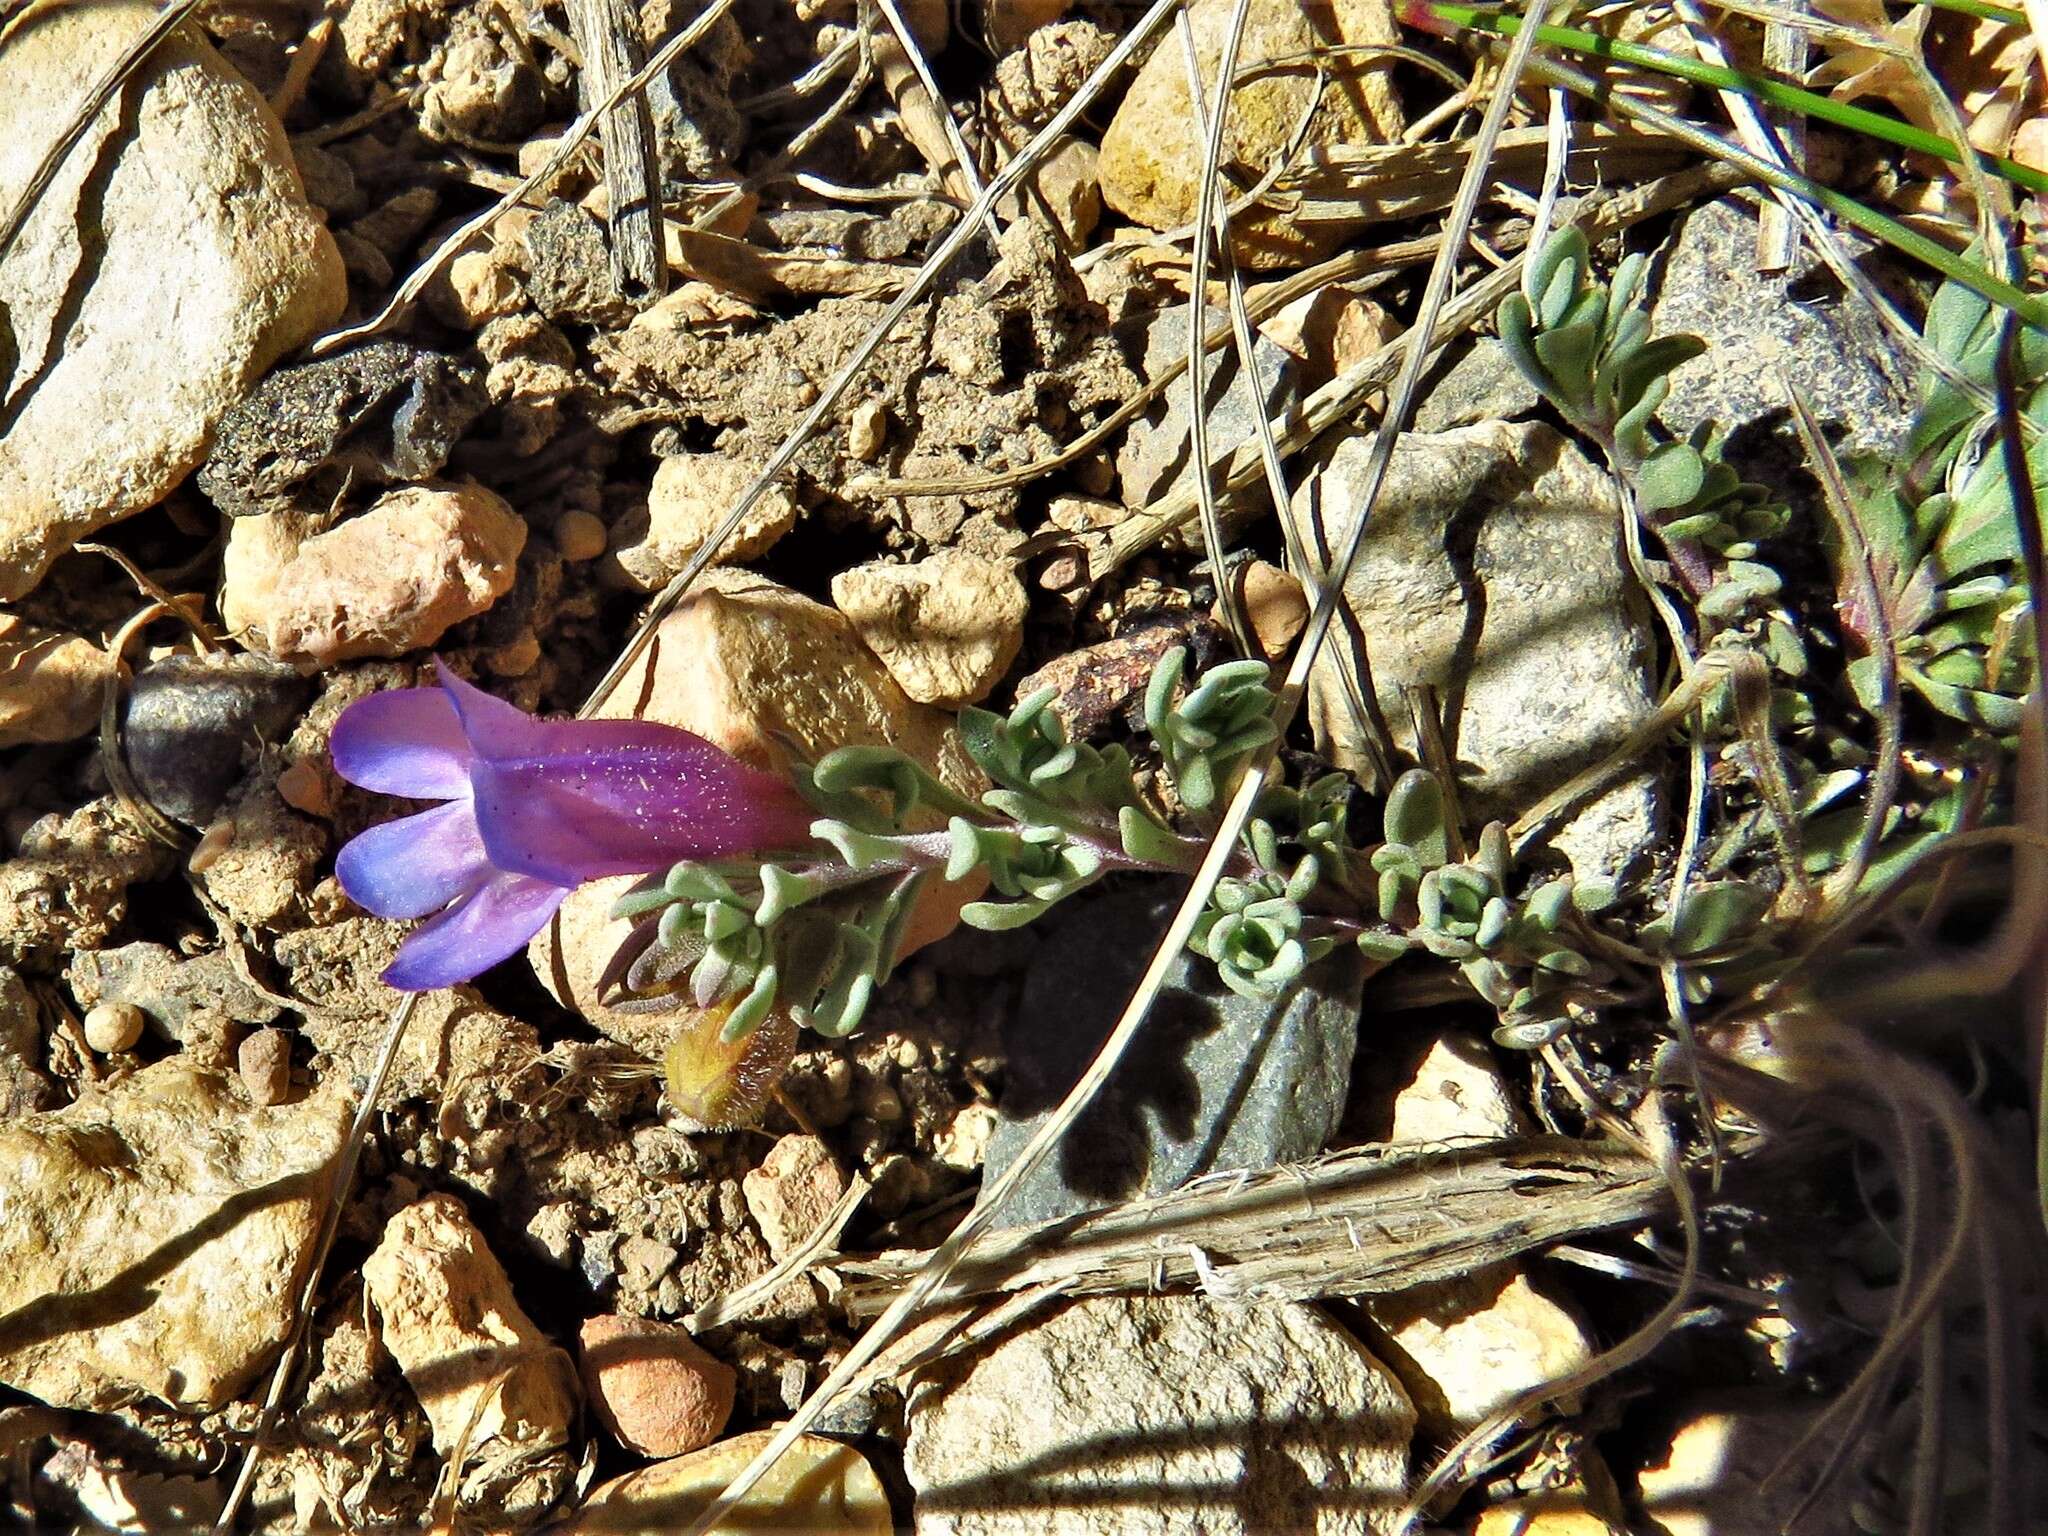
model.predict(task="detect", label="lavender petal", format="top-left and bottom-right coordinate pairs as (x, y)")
top-left (435, 657), bottom-right (553, 760)
top-left (469, 743), bottom-right (813, 886)
top-left (335, 800), bottom-right (492, 920)
top-left (330, 686), bottom-right (474, 799)
top-left (380, 870), bottom-right (569, 991)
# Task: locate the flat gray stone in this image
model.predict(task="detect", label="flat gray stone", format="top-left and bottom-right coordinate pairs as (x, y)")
top-left (981, 883), bottom-right (1365, 1230)
top-left (1285, 421), bottom-right (1663, 882)
top-left (1412, 336), bottom-right (1542, 433)
top-left (1116, 306), bottom-right (1298, 506)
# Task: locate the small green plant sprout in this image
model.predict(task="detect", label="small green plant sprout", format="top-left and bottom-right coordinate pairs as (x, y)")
top-left (1499, 227), bottom-right (1790, 621)
top-left (1365, 770), bottom-right (1610, 1047)
top-left (1828, 276), bottom-right (2046, 733)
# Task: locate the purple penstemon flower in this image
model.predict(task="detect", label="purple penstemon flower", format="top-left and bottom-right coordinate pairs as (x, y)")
top-left (331, 660), bottom-right (813, 991)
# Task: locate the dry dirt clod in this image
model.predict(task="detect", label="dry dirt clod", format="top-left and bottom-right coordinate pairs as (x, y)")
top-left (363, 1194), bottom-right (578, 1529)
top-left (577, 1313), bottom-right (736, 1458)
top-left (81, 1001), bottom-right (145, 1055)
top-left (0, 618), bottom-right (112, 750)
top-left (221, 482), bottom-right (527, 668)
top-left (831, 552), bottom-right (1029, 707)
top-left (0, 0), bottom-right (346, 599)
top-left (0, 1061), bottom-right (347, 1410)
top-left (741, 1133), bottom-right (850, 1263)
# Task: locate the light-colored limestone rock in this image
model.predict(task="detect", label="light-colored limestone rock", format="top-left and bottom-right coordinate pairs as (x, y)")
top-left (608, 454), bottom-right (799, 591)
top-left (831, 552), bottom-right (1028, 706)
top-left (905, 1294), bottom-right (1415, 1534)
top-left (1390, 1032), bottom-right (1529, 1145)
top-left (577, 1313), bottom-right (734, 1458)
top-left (1286, 422), bottom-right (1662, 881)
top-left (0, 618), bottom-right (111, 749)
top-left (1637, 1398), bottom-right (1856, 1536)
top-left (222, 483), bottom-right (526, 668)
top-left (528, 568), bottom-right (982, 1056)
top-left (1098, 0), bottom-right (1404, 268)
top-left (0, 1062), bottom-right (347, 1410)
top-left (741, 1133), bottom-right (850, 1263)
top-left (363, 1194), bottom-right (576, 1526)
top-left (1365, 1031), bottom-right (1593, 1437)
top-left (0, 2), bottom-right (345, 599)
top-left (566, 1428), bottom-right (889, 1534)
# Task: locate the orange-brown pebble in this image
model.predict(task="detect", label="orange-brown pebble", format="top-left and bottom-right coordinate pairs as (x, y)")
top-left (553, 509), bottom-right (608, 563)
top-left (275, 757), bottom-right (330, 816)
top-left (579, 1314), bottom-right (735, 1458)
top-left (238, 1026), bottom-right (292, 1106)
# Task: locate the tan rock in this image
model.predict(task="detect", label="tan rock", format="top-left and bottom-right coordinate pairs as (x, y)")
top-left (0, 1062), bottom-right (347, 1410)
top-left (0, 2), bottom-right (346, 599)
top-left (222, 483), bottom-right (526, 668)
top-left (528, 568), bottom-right (983, 1056)
top-left (1023, 136), bottom-right (1101, 247)
top-left (609, 455), bottom-right (799, 591)
top-left (1367, 1262), bottom-right (1593, 1435)
top-left (363, 1194), bottom-right (577, 1525)
top-left (1261, 285), bottom-right (1397, 382)
top-left (1636, 1398), bottom-right (1854, 1536)
top-left (566, 1428), bottom-right (890, 1534)
top-left (906, 1294), bottom-right (1416, 1534)
top-left (552, 509), bottom-right (609, 563)
top-left (1474, 1499), bottom-right (1627, 1536)
top-left (1390, 1032), bottom-right (1529, 1145)
top-left (832, 552), bottom-right (1028, 706)
top-left (578, 1313), bottom-right (735, 1458)
top-left (1098, 0), bottom-right (1404, 269)
top-left (1366, 1031), bottom-right (1591, 1437)
top-left (1218, 559), bottom-right (1307, 661)
top-left (0, 618), bottom-right (111, 749)
top-left (742, 1134), bottom-right (850, 1262)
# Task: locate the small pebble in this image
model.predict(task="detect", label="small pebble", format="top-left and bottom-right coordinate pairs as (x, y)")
top-left (187, 818), bottom-right (235, 874)
top-left (741, 1134), bottom-right (851, 1263)
top-left (238, 1027), bottom-right (292, 1106)
top-left (847, 398), bottom-right (888, 461)
top-left (274, 758), bottom-right (330, 816)
top-left (488, 632), bottom-right (542, 677)
top-left (83, 1001), bottom-right (144, 1054)
top-left (552, 509), bottom-right (608, 562)
top-left (578, 1313), bottom-right (736, 1458)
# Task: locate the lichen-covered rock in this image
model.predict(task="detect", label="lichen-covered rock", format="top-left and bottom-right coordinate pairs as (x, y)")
top-left (528, 568), bottom-right (982, 1056)
top-left (0, 0), bottom-right (345, 598)
top-left (1286, 422), bottom-right (1662, 881)
top-left (0, 1062), bottom-right (347, 1410)
top-left (363, 1195), bottom-right (577, 1528)
top-left (906, 1294), bottom-right (1416, 1534)
top-left (608, 454), bottom-right (799, 591)
top-left (221, 483), bottom-right (526, 668)
top-left (1098, 0), bottom-right (1404, 268)
top-left (831, 552), bottom-right (1028, 706)
top-left (0, 618), bottom-right (110, 749)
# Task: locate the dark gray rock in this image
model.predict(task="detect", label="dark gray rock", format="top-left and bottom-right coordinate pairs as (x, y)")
top-left (980, 882), bottom-right (1365, 1229)
top-left (122, 653), bottom-right (312, 826)
top-left (198, 340), bottom-right (485, 518)
top-left (1648, 198), bottom-right (1916, 461)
